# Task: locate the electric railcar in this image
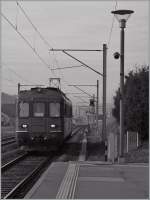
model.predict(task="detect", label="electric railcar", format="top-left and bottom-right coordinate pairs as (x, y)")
top-left (16, 86), bottom-right (72, 151)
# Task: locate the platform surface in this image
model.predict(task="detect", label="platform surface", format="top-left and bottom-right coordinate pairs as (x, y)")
top-left (25, 161), bottom-right (149, 199)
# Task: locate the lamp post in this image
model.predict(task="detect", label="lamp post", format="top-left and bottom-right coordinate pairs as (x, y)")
top-left (111, 9), bottom-right (134, 159)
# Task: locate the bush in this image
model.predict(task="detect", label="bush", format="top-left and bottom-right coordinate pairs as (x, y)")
top-left (112, 65), bottom-right (149, 141)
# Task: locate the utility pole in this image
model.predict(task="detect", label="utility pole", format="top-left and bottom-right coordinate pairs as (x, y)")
top-left (96, 80), bottom-right (99, 135)
top-left (102, 44), bottom-right (107, 141)
top-left (49, 46), bottom-right (107, 142)
top-left (16, 83), bottom-right (20, 134)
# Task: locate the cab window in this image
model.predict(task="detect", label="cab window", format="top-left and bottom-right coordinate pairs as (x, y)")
top-left (33, 103), bottom-right (45, 117)
top-left (49, 103), bottom-right (60, 117)
top-left (19, 102), bottom-right (29, 117)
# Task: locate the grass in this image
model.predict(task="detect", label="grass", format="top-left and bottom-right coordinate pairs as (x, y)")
top-left (86, 117), bottom-right (149, 163)
top-left (124, 141), bottom-right (149, 163)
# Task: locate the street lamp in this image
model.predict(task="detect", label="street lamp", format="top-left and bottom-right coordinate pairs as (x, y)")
top-left (111, 9), bottom-right (134, 160)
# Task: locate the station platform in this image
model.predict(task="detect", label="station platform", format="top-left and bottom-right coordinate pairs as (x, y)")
top-left (25, 161), bottom-right (149, 199)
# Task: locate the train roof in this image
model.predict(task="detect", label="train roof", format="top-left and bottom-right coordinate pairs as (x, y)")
top-left (19, 87), bottom-right (72, 104)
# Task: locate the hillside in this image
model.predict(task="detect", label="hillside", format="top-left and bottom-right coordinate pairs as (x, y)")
top-left (1, 92), bottom-right (17, 104)
top-left (1, 93), bottom-right (17, 121)
top-left (1, 112), bottom-right (10, 126)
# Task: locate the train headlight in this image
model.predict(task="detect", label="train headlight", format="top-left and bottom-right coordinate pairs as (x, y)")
top-left (50, 124), bottom-right (56, 128)
top-left (22, 124), bottom-right (28, 128)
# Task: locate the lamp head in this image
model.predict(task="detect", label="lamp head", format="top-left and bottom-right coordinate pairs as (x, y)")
top-left (111, 9), bottom-right (134, 28)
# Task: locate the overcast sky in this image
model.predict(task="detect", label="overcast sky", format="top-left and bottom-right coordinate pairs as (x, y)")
top-left (1, 1), bottom-right (149, 106)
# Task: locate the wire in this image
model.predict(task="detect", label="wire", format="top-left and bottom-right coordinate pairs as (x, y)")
top-left (1, 12), bottom-right (50, 70)
top-left (16, 1), bottom-right (77, 89)
top-left (16, 1), bottom-right (99, 99)
top-left (2, 4), bottom-right (97, 100)
top-left (2, 82), bottom-right (17, 88)
top-left (16, 1), bottom-right (71, 89)
top-left (16, 1), bottom-right (53, 49)
top-left (15, 1), bottom-right (19, 29)
top-left (107, 1), bottom-right (118, 48)
top-left (2, 63), bottom-right (36, 84)
top-left (51, 65), bottom-right (83, 71)
top-left (3, 77), bottom-right (15, 84)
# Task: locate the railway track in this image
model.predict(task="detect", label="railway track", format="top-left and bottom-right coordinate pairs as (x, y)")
top-left (1, 153), bottom-right (52, 199)
top-left (2, 136), bottom-right (16, 146)
top-left (1, 125), bottom-right (87, 198)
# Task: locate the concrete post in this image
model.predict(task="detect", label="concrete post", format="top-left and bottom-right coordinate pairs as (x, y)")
top-left (102, 44), bottom-right (107, 141)
top-left (96, 80), bottom-right (99, 135)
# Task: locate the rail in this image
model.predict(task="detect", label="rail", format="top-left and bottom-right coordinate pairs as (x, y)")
top-left (1, 154), bottom-right (52, 199)
top-left (4, 156), bottom-right (50, 199)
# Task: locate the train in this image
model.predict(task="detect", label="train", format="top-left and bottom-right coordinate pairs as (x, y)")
top-left (16, 85), bottom-right (72, 151)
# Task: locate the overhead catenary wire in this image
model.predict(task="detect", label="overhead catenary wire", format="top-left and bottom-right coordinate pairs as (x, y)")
top-left (15, 1), bottom-right (100, 99)
top-left (16, 2), bottom-right (63, 75)
top-left (1, 12), bottom-right (50, 70)
top-left (2, 3), bottom-right (98, 100)
top-left (2, 63), bottom-right (36, 85)
top-left (3, 77), bottom-right (16, 84)
top-left (16, 1), bottom-right (95, 93)
top-left (1, 12), bottom-right (59, 88)
top-left (51, 65), bottom-right (84, 71)
top-left (107, 1), bottom-right (118, 48)
top-left (1, 9), bottom-right (77, 94)
top-left (16, 1), bottom-right (53, 49)
top-left (15, 1), bottom-right (19, 29)
top-left (3, 83), bottom-right (17, 88)
top-left (16, 1), bottom-right (71, 89)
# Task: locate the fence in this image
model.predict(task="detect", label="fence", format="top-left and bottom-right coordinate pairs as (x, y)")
top-left (126, 131), bottom-right (140, 153)
top-left (107, 131), bottom-right (140, 162)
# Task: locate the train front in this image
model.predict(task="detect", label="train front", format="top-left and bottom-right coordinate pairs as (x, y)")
top-left (16, 87), bottom-right (64, 151)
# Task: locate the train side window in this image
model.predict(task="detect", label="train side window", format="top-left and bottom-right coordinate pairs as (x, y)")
top-left (33, 103), bottom-right (45, 117)
top-left (49, 103), bottom-right (60, 117)
top-left (19, 102), bottom-right (29, 117)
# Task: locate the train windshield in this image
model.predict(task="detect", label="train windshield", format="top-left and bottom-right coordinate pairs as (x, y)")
top-left (19, 102), bottom-right (29, 117)
top-left (33, 103), bottom-right (45, 117)
top-left (49, 103), bottom-right (60, 117)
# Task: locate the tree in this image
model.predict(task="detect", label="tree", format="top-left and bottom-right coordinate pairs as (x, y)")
top-left (112, 65), bottom-right (149, 141)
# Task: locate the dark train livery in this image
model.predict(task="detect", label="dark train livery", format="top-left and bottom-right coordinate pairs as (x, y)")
top-left (16, 86), bottom-right (72, 151)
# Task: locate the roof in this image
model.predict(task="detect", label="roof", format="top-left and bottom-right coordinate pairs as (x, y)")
top-left (19, 87), bottom-right (72, 104)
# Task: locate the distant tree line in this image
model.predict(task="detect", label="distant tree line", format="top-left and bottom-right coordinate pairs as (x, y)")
top-left (112, 65), bottom-right (149, 141)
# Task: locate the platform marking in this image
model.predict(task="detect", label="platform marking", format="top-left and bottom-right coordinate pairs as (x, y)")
top-left (78, 176), bottom-right (124, 182)
top-left (113, 164), bottom-right (149, 168)
top-left (79, 161), bottom-right (113, 165)
top-left (56, 162), bottom-right (79, 199)
top-left (80, 166), bottom-right (115, 171)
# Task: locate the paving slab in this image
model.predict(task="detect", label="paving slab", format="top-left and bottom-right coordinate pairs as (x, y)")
top-left (25, 162), bottom-right (69, 199)
top-left (75, 162), bottom-right (149, 199)
top-left (25, 161), bottom-right (149, 199)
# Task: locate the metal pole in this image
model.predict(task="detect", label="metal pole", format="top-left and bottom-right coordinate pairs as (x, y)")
top-left (79, 106), bottom-right (80, 118)
top-left (96, 80), bottom-right (99, 135)
top-left (120, 21), bottom-right (125, 157)
top-left (16, 83), bottom-right (20, 135)
top-left (102, 44), bottom-right (107, 141)
top-left (18, 83), bottom-right (20, 94)
top-left (93, 94), bottom-right (95, 127)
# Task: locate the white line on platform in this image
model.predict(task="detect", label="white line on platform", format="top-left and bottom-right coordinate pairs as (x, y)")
top-left (56, 162), bottom-right (79, 199)
top-left (114, 163), bottom-right (149, 168)
top-left (78, 176), bottom-right (124, 182)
